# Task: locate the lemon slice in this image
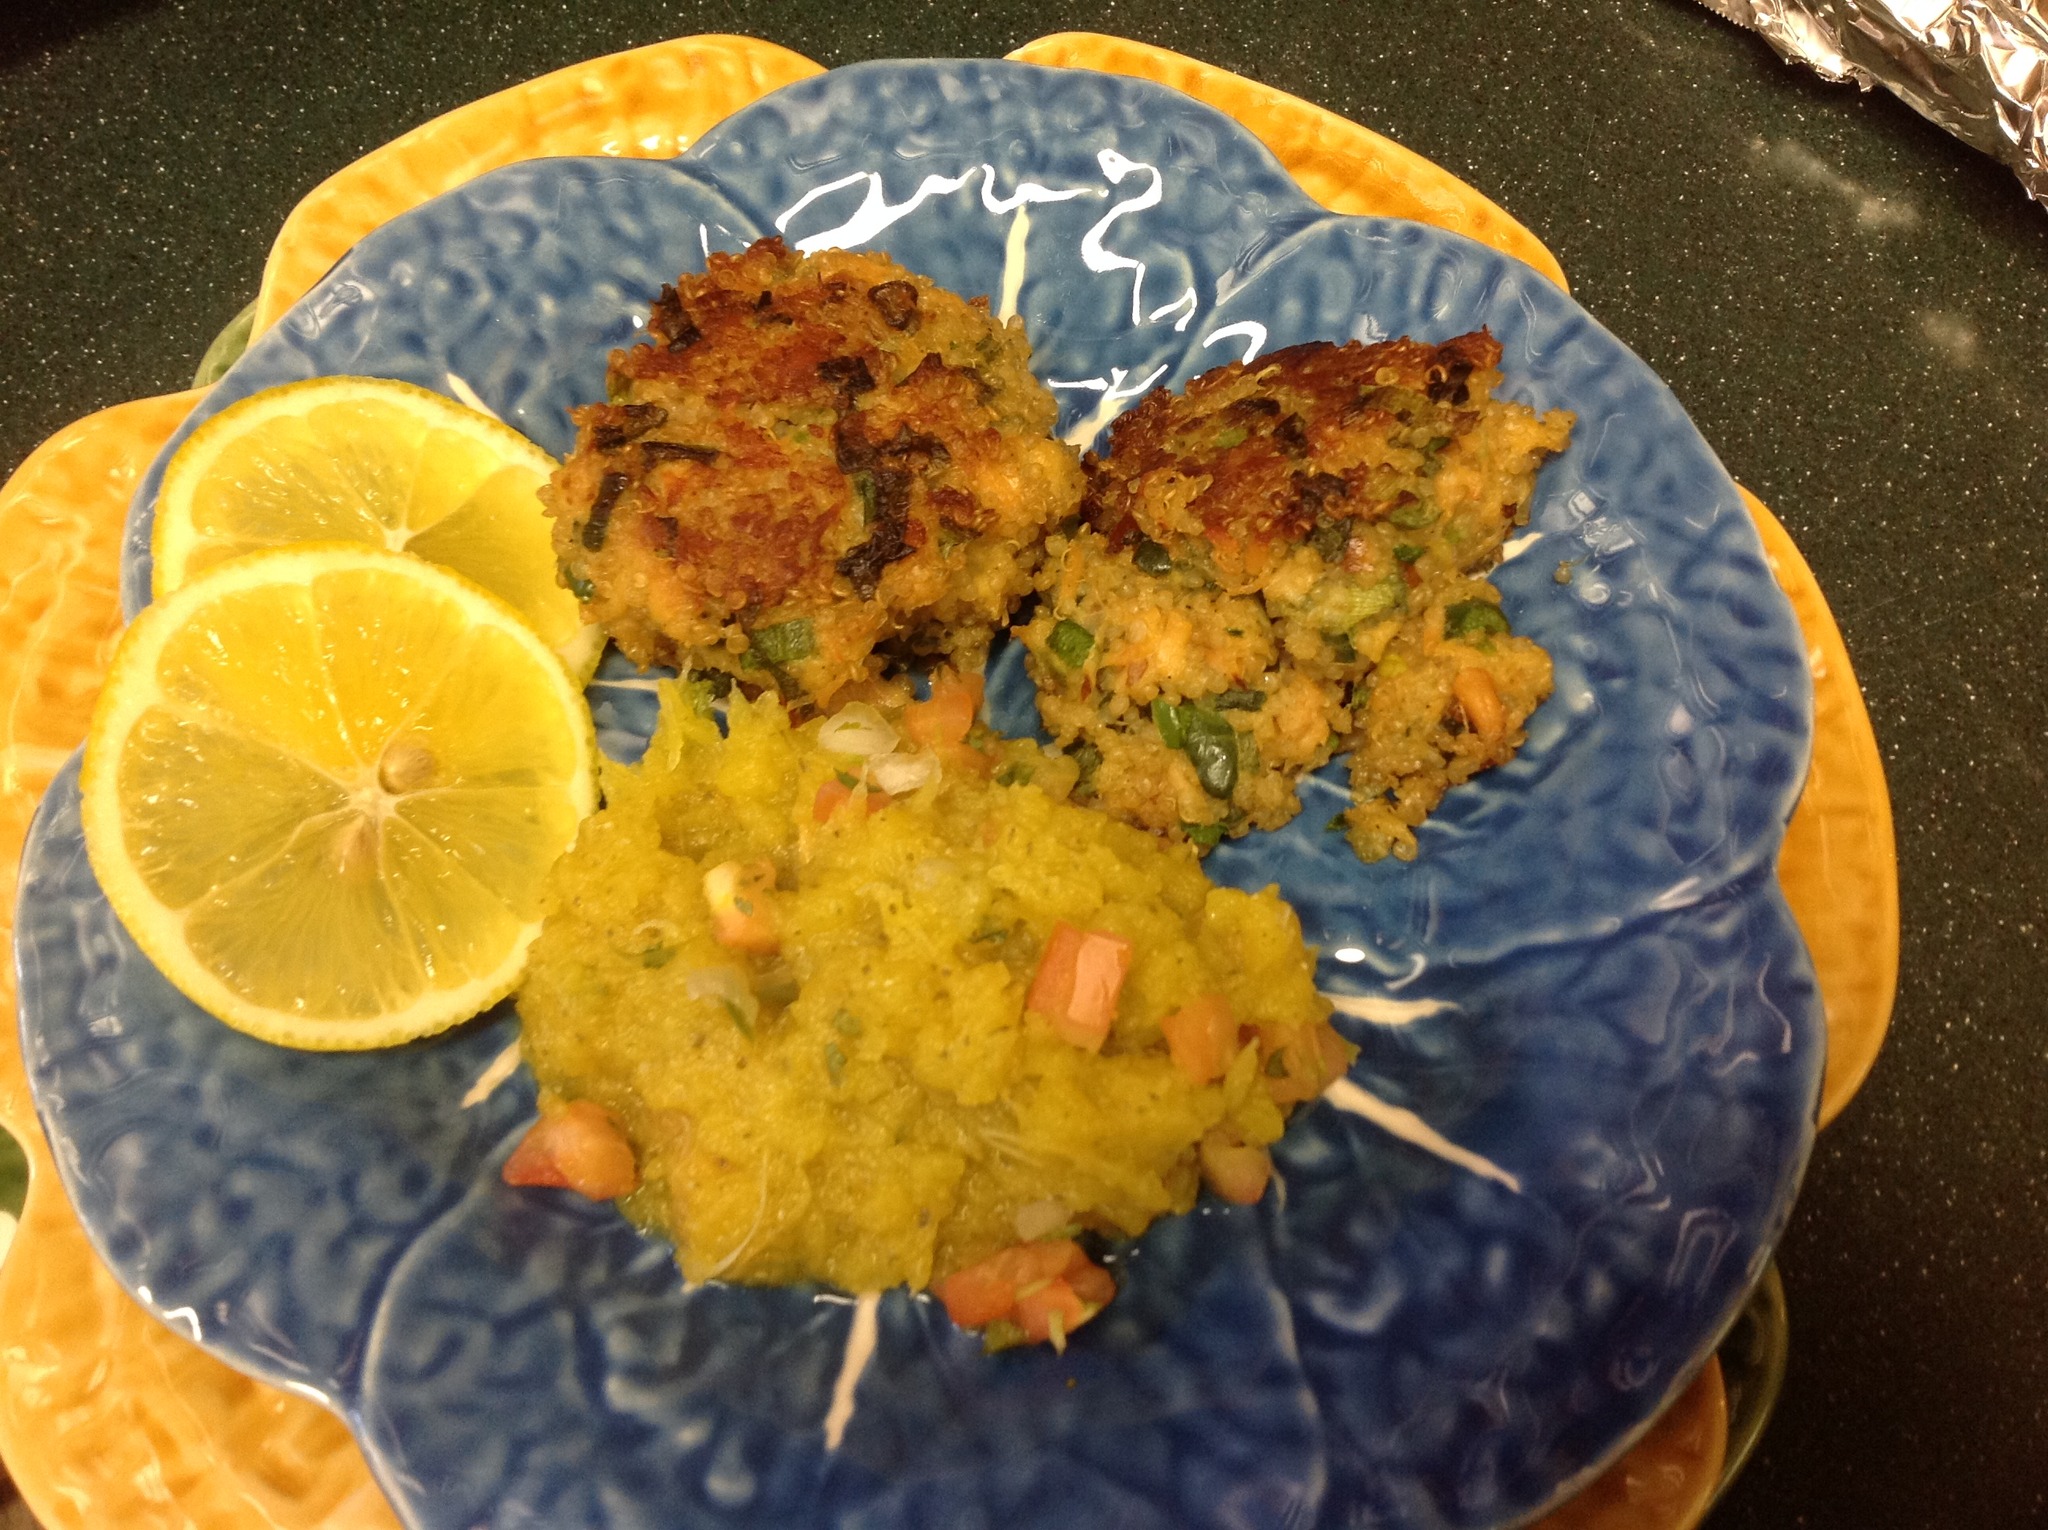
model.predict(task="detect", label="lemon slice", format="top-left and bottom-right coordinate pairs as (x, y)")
top-left (152, 376), bottom-right (601, 677)
top-left (82, 545), bottom-right (599, 1050)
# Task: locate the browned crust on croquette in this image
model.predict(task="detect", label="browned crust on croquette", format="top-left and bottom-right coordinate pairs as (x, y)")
top-left (546, 237), bottom-right (1083, 705)
top-left (1083, 332), bottom-right (1508, 584)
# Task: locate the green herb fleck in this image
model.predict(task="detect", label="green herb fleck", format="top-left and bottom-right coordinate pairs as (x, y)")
top-left (1325, 813), bottom-right (1349, 833)
top-left (852, 471), bottom-right (879, 524)
top-left (836, 769), bottom-right (859, 788)
top-left (1387, 499), bottom-right (1439, 530)
top-left (1132, 538), bottom-right (1174, 575)
top-left (994, 761), bottom-right (1034, 786)
top-left (1179, 706), bottom-right (1239, 800)
top-left (1213, 425), bottom-right (1249, 449)
top-left (1070, 741), bottom-right (1104, 790)
top-left (722, 998), bottom-right (754, 1038)
top-left (1265, 1050), bottom-right (1291, 1077)
top-left (824, 1042), bottom-right (847, 1084)
top-left (1183, 821), bottom-right (1225, 848)
top-left (563, 568), bottom-right (596, 602)
top-left (1328, 630), bottom-right (1357, 664)
top-left (1047, 618), bottom-right (1095, 668)
top-left (1425, 435), bottom-right (1452, 454)
top-left (1444, 601), bottom-right (1512, 640)
top-left (747, 617), bottom-right (817, 667)
top-left (1214, 688), bottom-right (1266, 711)
top-left (833, 1009), bottom-right (864, 1036)
top-left (1151, 697), bottom-right (1188, 748)
top-left (640, 946), bottom-right (675, 969)
top-left (1393, 543), bottom-right (1426, 564)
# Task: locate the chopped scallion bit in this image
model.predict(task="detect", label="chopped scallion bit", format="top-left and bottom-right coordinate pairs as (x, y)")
top-left (747, 617), bottom-right (817, 666)
top-left (1444, 601), bottom-right (1512, 640)
top-left (1179, 707), bottom-right (1239, 799)
top-left (1047, 618), bottom-right (1095, 668)
top-left (1151, 697), bottom-right (1187, 748)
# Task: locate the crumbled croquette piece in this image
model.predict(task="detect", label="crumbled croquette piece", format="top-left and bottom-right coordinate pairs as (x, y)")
top-left (1017, 331), bottom-right (1573, 860)
top-left (547, 237), bottom-right (1083, 706)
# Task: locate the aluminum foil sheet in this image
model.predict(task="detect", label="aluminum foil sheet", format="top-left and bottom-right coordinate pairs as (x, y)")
top-left (1700, 0), bottom-right (2048, 203)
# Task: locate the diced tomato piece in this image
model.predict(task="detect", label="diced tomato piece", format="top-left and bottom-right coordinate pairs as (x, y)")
top-left (812, 779), bottom-right (892, 823)
top-left (935, 1263), bottom-right (1018, 1328)
top-left (1199, 1129), bottom-right (1272, 1205)
top-left (703, 859), bottom-right (780, 954)
top-left (905, 670), bottom-right (985, 749)
top-left (1159, 993), bottom-right (1238, 1085)
top-left (502, 1100), bottom-right (639, 1200)
top-left (933, 1238), bottom-right (1115, 1346)
top-left (1066, 1260), bottom-right (1117, 1308)
top-left (1015, 1278), bottom-right (1091, 1348)
top-left (813, 779), bottom-right (851, 823)
top-left (1257, 1020), bottom-right (1349, 1104)
top-left (1026, 922), bottom-right (1133, 1052)
top-left (985, 1238), bottom-right (1087, 1287)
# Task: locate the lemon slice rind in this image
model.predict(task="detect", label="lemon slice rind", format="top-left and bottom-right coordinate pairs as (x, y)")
top-left (83, 544), bottom-right (599, 1051)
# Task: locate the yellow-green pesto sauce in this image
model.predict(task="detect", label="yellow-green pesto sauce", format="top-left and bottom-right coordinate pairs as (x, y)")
top-left (516, 684), bottom-right (1345, 1294)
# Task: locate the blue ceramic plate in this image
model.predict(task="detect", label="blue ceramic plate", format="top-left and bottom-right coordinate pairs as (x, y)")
top-left (18, 60), bottom-right (1821, 1530)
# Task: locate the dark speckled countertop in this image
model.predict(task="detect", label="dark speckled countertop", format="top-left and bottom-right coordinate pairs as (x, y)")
top-left (3, 1), bottom-right (2045, 1525)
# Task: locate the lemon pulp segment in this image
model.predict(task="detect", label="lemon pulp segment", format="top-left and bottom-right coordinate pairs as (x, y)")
top-left (153, 377), bottom-right (600, 675)
top-left (83, 546), bottom-right (597, 1049)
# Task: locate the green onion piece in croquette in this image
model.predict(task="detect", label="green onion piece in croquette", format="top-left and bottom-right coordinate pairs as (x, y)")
top-left (1444, 601), bottom-right (1512, 640)
top-left (1151, 698), bottom-right (1187, 748)
top-left (1048, 619), bottom-right (1095, 668)
top-left (746, 618), bottom-right (817, 666)
top-left (1179, 706), bottom-right (1239, 799)
top-left (1132, 538), bottom-right (1174, 575)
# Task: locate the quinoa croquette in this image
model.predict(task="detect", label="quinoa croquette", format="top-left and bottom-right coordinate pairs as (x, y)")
top-left (1017, 331), bottom-right (1573, 861)
top-left (547, 237), bottom-right (1083, 705)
